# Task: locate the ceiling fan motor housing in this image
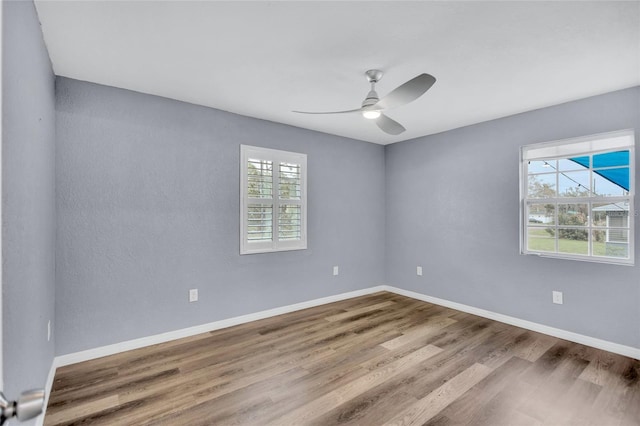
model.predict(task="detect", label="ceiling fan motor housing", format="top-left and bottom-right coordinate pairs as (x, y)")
top-left (363, 69), bottom-right (383, 109)
top-left (362, 90), bottom-right (379, 108)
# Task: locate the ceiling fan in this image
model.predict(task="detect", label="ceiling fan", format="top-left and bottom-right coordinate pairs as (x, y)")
top-left (292, 70), bottom-right (436, 135)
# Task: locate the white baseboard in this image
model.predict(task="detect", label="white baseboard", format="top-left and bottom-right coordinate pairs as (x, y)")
top-left (382, 285), bottom-right (640, 360)
top-left (54, 286), bottom-right (387, 368)
top-left (53, 284), bottom-right (640, 368)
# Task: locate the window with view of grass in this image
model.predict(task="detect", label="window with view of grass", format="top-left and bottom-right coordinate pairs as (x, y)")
top-left (240, 145), bottom-right (307, 254)
top-left (521, 130), bottom-right (635, 265)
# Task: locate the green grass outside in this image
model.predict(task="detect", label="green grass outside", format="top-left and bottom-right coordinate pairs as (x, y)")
top-left (527, 228), bottom-right (608, 256)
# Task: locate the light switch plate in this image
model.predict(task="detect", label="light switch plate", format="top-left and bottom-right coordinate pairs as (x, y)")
top-left (333, 266), bottom-right (339, 276)
top-left (417, 266), bottom-right (423, 276)
top-left (189, 288), bottom-right (199, 302)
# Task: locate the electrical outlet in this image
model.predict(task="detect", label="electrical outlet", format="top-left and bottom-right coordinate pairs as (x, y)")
top-left (47, 320), bottom-right (51, 342)
top-left (552, 291), bottom-right (563, 305)
top-left (417, 266), bottom-right (423, 276)
top-left (333, 266), bottom-right (339, 276)
top-left (189, 289), bottom-right (199, 302)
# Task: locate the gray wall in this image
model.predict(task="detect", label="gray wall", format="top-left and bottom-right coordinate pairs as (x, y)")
top-left (56, 78), bottom-right (640, 355)
top-left (2, 0), bottom-right (56, 398)
top-left (386, 86), bottom-right (640, 349)
top-left (55, 77), bottom-right (386, 355)
top-left (3, 0), bottom-right (638, 405)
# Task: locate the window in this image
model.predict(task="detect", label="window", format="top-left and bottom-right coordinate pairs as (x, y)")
top-left (240, 145), bottom-right (307, 254)
top-left (521, 130), bottom-right (635, 265)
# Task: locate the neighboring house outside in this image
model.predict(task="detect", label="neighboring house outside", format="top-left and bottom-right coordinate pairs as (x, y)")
top-left (592, 201), bottom-right (629, 257)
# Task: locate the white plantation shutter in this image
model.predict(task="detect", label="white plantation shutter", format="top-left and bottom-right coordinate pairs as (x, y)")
top-left (279, 162), bottom-right (302, 241)
top-left (241, 145), bottom-right (307, 254)
top-left (247, 159), bottom-right (273, 242)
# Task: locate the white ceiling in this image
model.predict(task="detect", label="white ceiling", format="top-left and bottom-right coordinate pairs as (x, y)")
top-left (35, 1), bottom-right (640, 145)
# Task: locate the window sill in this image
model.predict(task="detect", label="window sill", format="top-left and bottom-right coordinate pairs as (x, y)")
top-left (521, 251), bottom-right (634, 266)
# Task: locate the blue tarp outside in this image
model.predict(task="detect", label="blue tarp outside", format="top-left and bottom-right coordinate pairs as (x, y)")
top-left (570, 151), bottom-right (630, 191)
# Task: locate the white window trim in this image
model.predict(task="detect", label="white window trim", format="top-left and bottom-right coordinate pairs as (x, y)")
top-left (240, 145), bottom-right (307, 255)
top-left (520, 129), bottom-right (635, 266)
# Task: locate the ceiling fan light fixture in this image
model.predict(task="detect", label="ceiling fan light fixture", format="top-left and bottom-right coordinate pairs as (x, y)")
top-left (362, 109), bottom-right (381, 119)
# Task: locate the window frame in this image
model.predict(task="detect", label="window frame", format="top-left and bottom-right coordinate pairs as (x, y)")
top-left (240, 145), bottom-right (307, 255)
top-left (520, 129), bottom-right (635, 265)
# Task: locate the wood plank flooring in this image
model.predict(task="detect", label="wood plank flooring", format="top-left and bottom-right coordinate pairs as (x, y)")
top-left (44, 292), bottom-right (640, 425)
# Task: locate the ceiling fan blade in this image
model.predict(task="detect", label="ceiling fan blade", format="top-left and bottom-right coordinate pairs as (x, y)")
top-left (375, 73), bottom-right (436, 110)
top-left (376, 113), bottom-right (406, 135)
top-left (292, 108), bottom-right (362, 115)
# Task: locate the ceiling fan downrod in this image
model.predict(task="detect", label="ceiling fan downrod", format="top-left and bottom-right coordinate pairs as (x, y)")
top-left (362, 69), bottom-right (383, 117)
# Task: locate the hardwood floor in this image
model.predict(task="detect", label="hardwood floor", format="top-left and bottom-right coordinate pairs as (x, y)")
top-left (44, 292), bottom-right (640, 425)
